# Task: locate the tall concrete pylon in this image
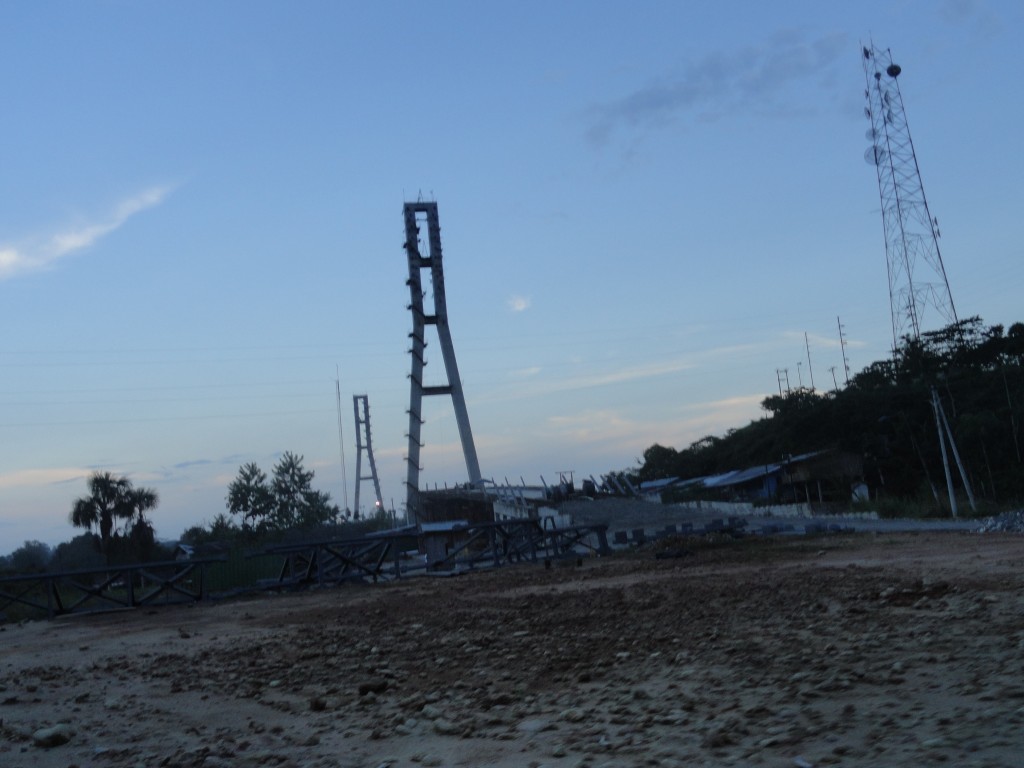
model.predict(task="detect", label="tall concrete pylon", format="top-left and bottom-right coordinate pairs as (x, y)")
top-left (402, 202), bottom-right (483, 523)
top-left (352, 394), bottom-right (384, 517)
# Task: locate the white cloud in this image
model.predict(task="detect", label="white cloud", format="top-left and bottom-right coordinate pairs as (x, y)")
top-left (507, 295), bottom-right (531, 312)
top-left (510, 366), bottom-right (542, 378)
top-left (513, 358), bottom-right (695, 399)
top-left (783, 329), bottom-right (867, 350)
top-left (0, 248), bottom-right (19, 271)
top-left (0, 185), bottom-right (172, 280)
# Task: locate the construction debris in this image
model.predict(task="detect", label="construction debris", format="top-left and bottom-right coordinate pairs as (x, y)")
top-left (975, 509), bottom-right (1024, 533)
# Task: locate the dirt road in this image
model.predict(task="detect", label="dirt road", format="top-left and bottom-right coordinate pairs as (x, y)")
top-left (2, 531), bottom-right (1023, 767)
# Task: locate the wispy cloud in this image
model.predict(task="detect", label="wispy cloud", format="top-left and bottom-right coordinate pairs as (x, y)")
top-left (507, 295), bottom-right (531, 312)
top-left (173, 459), bottom-right (214, 470)
top-left (586, 31), bottom-right (848, 145)
top-left (783, 329), bottom-right (868, 351)
top-left (510, 366), bottom-right (542, 378)
top-left (0, 185), bottom-right (172, 280)
top-left (476, 357), bottom-right (696, 405)
top-left (939, 0), bottom-right (1002, 39)
top-left (547, 408), bottom-right (645, 444)
top-left (0, 467), bottom-right (91, 490)
top-left (497, 395), bottom-right (767, 468)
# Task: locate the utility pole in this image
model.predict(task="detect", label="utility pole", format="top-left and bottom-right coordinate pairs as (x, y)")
top-left (837, 316), bottom-right (850, 386)
top-left (334, 368), bottom-right (349, 516)
top-left (804, 331), bottom-right (816, 390)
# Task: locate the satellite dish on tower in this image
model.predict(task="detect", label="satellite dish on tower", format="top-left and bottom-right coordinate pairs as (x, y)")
top-left (886, 63), bottom-right (902, 78)
top-left (865, 145), bottom-right (888, 166)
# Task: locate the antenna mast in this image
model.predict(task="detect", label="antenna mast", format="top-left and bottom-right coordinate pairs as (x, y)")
top-left (862, 44), bottom-right (958, 348)
top-left (804, 332), bottom-right (815, 391)
top-left (837, 316), bottom-right (850, 386)
top-left (335, 367), bottom-right (349, 515)
top-left (861, 43), bottom-right (974, 515)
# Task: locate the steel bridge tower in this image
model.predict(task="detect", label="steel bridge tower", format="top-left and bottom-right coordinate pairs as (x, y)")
top-left (861, 44), bottom-right (974, 516)
top-left (402, 201), bottom-right (483, 523)
top-left (352, 394), bottom-right (384, 517)
top-left (862, 43), bottom-right (958, 348)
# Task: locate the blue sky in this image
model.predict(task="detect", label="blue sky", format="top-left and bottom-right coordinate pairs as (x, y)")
top-left (2, 0), bottom-right (1022, 553)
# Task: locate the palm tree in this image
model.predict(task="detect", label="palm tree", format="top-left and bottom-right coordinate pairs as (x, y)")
top-left (69, 472), bottom-right (159, 563)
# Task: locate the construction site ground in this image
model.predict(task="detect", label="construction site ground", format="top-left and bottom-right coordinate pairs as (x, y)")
top-left (2, 530), bottom-right (1023, 768)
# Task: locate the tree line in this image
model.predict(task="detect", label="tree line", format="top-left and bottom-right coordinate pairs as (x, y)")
top-left (1, 452), bottom-right (362, 574)
top-left (181, 451), bottom-right (354, 546)
top-left (632, 317), bottom-right (1024, 513)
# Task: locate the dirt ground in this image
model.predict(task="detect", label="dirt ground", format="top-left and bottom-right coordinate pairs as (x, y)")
top-left (2, 531), bottom-right (1023, 768)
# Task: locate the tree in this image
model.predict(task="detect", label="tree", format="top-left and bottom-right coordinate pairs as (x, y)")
top-left (270, 451), bottom-right (339, 530)
top-left (10, 540), bottom-right (52, 573)
top-left (226, 462), bottom-right (274, 532)
top-left (69, 472), bottom-right (159, 563)
top-left (51, 533), bottom-right (104, 571)
top-left (225, 453), bottom-right (339, 536)
top-left (632, 316), bottom-right (1024, 511)
top-left (637, 443), bottom-right (679, 482)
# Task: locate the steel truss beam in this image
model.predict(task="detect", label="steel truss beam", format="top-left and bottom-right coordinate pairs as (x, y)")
top-left (0, 557), bottom-right (226, 619)
top-left (259, 520), bottom-right (610, 588)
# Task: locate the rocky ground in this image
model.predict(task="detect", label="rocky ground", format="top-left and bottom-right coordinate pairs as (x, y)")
top-left (2, 531), bottom-right (1023, 768)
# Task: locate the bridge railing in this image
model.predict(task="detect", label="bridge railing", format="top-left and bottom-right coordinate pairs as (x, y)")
top-left (0, 556), bottom-right (226, 620)
top-left (257, 520), bottom-right (610, 588)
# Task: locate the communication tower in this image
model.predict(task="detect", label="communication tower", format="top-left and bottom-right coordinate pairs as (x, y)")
top-left (402, 201), bottom-right (483, 523)
top-left (861, 44), bottom-right (974, 515)
top-left (352, 394), bottom-right (384, 517)
top-left (862, 43), bottom-right (958, 348)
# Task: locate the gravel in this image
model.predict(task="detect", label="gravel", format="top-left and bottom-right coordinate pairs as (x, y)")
top-left (976, 508), bottom-right (1024, 533)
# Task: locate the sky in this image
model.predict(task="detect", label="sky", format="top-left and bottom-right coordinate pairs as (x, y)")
top-left (2, 0), bottom-right (1022, 554)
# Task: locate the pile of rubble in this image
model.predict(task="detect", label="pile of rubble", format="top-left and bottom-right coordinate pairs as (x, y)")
top-left (975, 509), bottom-right (1024, 533)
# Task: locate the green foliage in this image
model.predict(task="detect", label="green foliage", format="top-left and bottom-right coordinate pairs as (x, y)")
top-left (224, 452), bottom-right (340, 538)
top-left (50, 533), bottom-right (106, 571)
top-left (270, 451), bottom-right (339, 530)
top-left (226, 463), bottom-right (274, 533)
top-left (632, 316), bottom-right (1024, 510)
top-left (8, 540), bottom-right (52, 573)
top-left (69, 472), bottom-right (160, 564)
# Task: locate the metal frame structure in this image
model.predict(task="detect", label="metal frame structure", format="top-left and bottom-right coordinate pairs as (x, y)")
top-left (403, 202), bottom-right (482, 523)
top-left (352, 394), bottom-right (384, 516)
top-left (862, 43), bottom-right (958, 348)
top-left (260, 520), bottom-right (610, 587)
top-left (0, 557), bottom-right (225, 619)
top-left (862, 44), bottom-right (975, 516)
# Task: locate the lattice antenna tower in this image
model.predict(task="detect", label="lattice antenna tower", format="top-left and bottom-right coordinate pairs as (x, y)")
top-left (352, 394), bottom-right (384, 516)
top-left (862, 43), bottom-right (958, 348)
top-left (402, 202), bottom-right (483, 523)
top-left (862, 44), bottom-right (975, 517)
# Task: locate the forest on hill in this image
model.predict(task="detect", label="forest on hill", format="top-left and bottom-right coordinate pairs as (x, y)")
top-left (632, 317), bottom-right (1024, 514)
